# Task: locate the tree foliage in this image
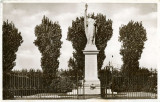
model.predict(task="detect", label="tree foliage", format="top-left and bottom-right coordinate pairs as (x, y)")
top-left (3, 21), bottom-right (23, 72)
top-left (95, 14), bottom-right (113, 72)
top-left (50, 77), bottom-right (73, 93)
top-left (67, 57), bottom-right (84, 81)
top-left (68, 57), bottom-right (77, 71)
top-left (34, 16), bottom-right (62, 86)
top-left (67, 17), bottom-right (86, 76)
top-left (3, 20), bottom-right (23, 99)
top-left (67, 14), bottom-right (113, 76)
top-left (119, 21), bottom-right (147, 77)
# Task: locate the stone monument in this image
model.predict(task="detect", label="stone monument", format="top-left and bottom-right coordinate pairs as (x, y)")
top-left (83, 4), bottom-right (100, 94)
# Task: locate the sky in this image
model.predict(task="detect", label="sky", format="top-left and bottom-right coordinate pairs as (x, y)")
top-left (3, 3), bottom-right (157, 71)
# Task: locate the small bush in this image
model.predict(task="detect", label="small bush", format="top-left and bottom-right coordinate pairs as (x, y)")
top-left (3, 89), bottom-right (14, 100)
top-left (50, 77), bottom-right (74, 93)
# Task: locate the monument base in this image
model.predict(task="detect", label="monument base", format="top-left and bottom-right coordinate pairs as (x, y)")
top-left (83, 44), bottom-right (100, 95)
top-left (84, 80), bottom-right (100, 94)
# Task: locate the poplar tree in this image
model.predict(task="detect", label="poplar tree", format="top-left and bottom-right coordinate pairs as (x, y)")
top-left (3, 20), bottom-right (23, 99)
top-left (34, 16), bottom-right (62, 86)
top-left (119, 21), bottom-right (147, 77)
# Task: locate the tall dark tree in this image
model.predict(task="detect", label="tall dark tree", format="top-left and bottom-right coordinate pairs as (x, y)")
top-left (67, 57), bottom-right (83, 81)
top-left (67, 14), bottom-right (113, 77)
top-left (68, 57), bottom-right (77, 71)
top-left (3, 20), bottom-right (23, 99)
top-left (96, 14), bottom-right (113, 73)
top-left (67, 17), bottom-right (86, 77)
top-left (34, 16), bottom-right (62, 87)
top-left (119, 21), bottom-right (147, 77)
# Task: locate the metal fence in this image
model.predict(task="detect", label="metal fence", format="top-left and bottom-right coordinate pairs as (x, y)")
top-left (4, 69), bottom-right (157, 99)
top-left (5, 71), bottom-right (84, 99)
top-left (100, 67), bottom-right (157, 99)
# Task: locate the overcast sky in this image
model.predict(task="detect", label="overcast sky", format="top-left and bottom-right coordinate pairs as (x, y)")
top-left (3, 3), bottom-right (157, 70)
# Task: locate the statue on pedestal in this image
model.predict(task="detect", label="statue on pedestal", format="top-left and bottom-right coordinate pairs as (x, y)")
top-left (84, 4), bottom-right (97, 45)
top-left (83, 4), bottom-right (100, 95)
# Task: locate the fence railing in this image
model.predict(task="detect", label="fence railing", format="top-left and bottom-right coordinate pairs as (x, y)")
top-left (3, 69), bottom-right (157, 99)
top-left (100, 68), bottom-right (157, 99)
top-left (4, 71), bottom-right (85, 99)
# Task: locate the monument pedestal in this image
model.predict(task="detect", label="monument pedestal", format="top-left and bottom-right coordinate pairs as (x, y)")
top-left (84, 80), bottom-right (100, 94)
top-left (83, 45), bottom-right (100, 95)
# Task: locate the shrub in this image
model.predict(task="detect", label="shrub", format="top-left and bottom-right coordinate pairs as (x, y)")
top-left (3, 89), bottom-right (14, 99)
top-left (50, 77), bottom-right (74, 93)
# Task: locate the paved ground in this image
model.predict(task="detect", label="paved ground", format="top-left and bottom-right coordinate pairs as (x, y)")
top-left (118, 92), bottom-right (157, 98)
top-left (13, 92), bottom-right (157, 99)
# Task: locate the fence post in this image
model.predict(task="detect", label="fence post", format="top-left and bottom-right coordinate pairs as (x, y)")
top-left (105, 67), bottom-right (107, 98)
top-left (76, 71), bottom-right (78, 99)
top-left (111, 66), bottom-right (113, 98)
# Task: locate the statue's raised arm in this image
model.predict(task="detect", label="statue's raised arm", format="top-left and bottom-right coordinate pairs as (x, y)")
top-left (84, 4), bottom-right (88, 36)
